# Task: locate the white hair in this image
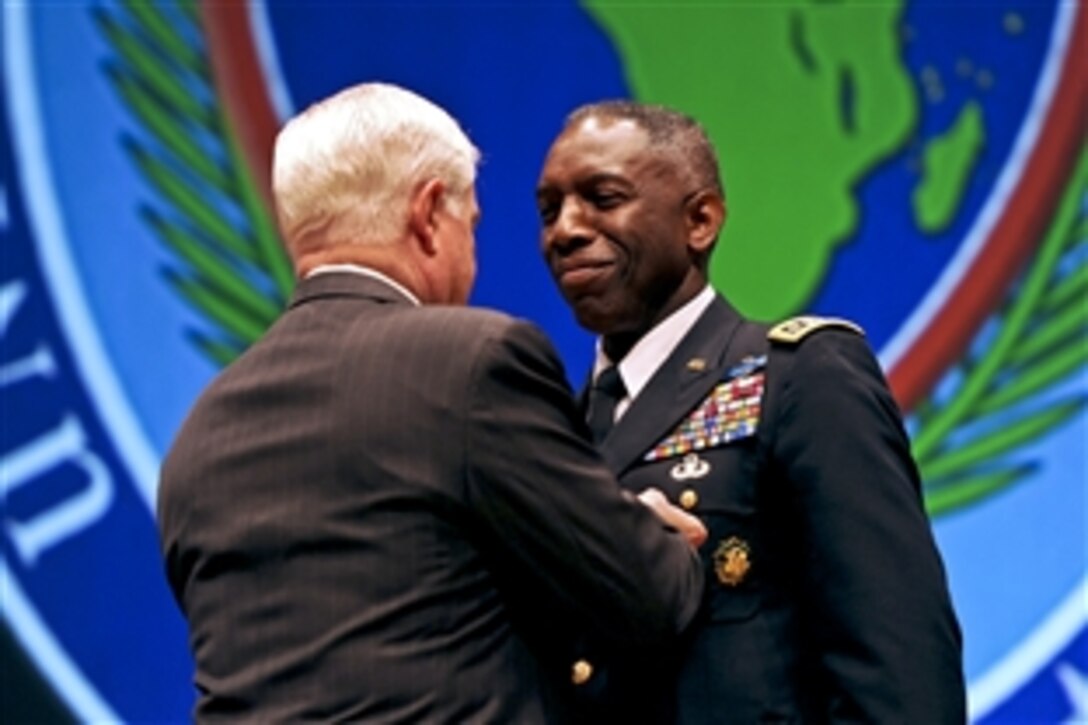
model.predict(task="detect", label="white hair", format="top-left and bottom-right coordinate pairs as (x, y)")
top-left (272, 82), bottom-right (480, 254)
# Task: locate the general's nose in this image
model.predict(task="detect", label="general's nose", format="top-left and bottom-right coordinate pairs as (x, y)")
top-left (544, 198), bottom-right (590, 252)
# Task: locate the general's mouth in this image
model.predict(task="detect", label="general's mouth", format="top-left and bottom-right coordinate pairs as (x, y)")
top-left (557, 260), bottom-right (614, 291)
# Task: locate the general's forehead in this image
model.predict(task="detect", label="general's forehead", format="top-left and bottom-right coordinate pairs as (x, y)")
top-left (541, 117), bottom-right (671, 180)
top-left (554, 115), bottom-right (649, 151)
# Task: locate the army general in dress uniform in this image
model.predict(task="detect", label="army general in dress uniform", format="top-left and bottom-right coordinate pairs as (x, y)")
top-left (535, 100), bottom-right (967, 723)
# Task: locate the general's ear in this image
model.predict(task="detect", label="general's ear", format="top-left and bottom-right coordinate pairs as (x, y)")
top-left (685, 190), bottom-right (726, 255)
top-left (408, 178), bottom-right (447, 256)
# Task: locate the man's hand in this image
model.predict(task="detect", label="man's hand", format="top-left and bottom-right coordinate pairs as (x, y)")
top-left (637, 488), bottom-right (708, 548)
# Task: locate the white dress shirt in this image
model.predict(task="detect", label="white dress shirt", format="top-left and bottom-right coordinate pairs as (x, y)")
top-left (592, 285), bottom-right (716, 422)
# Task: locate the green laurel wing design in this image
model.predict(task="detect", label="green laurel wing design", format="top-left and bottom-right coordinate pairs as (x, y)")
top-left (94, 0), bottom-right (293, 367)
top-left (914, 146), bottom-right (1088, 517)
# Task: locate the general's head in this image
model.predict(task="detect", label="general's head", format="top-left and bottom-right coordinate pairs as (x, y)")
top-left (536, 101), bottom-right (726, 357)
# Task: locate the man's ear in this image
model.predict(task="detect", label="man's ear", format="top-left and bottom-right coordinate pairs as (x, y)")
top-left (686, 190), bottom-right (726, 255)
top-left (408, 178), bottom-right (447, 256)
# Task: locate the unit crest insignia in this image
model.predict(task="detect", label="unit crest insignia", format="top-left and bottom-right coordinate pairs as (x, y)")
top-left (714, 537), bottom-right (752, 587)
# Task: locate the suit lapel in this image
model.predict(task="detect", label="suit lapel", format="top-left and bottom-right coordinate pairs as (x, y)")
top-left (599, 297), bottom-right (747, 475)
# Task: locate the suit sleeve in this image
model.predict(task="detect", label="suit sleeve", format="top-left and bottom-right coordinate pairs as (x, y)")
top-left (770, 330), bottom-right (966, 723)
top-left (463, 319), bottom-right (704, 647)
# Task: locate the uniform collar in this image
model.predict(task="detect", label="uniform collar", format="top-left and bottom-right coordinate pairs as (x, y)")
top-left (593, 285), bottom-right (716, 416)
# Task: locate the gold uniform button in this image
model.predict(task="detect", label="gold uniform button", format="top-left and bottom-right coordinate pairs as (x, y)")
top-left (679, 489), bottom-right (699, 510)
top-left (571, 659), bottom-right (593, 685)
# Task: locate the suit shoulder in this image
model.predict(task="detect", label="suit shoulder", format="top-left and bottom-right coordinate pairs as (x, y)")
top-left (411, 304), bottom-right (515, 333)
top-left (392, 302), bottom-right (500, 324)
top-left (767, 315), bottom-right (864, 345)
top-left (390, 305), bottom-right (555, 361)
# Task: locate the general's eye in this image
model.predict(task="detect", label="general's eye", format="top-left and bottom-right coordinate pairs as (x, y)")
top-left (537, 200), bottom-right (558, 225)
top-left (591, 190), bottom-right (624, 209)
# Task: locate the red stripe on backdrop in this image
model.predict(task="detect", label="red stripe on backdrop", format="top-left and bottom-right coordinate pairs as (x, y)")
top-left (200, 1), bottom-right (280, 213)
top-left (887, 4), bottom-right (1088, 412)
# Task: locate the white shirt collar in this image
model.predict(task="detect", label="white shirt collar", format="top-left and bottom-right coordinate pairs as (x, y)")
top-left (306, 264), bottom-right (421, 306)
top-left (593, 285), bottom-right (715, 420)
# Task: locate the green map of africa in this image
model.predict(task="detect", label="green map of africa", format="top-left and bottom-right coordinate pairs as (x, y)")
top-left (588, 0), bottom-right (985, 322)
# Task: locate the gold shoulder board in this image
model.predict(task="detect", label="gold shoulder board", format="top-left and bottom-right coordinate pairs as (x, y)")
top-left (767, 315), bottom-right (864, 344)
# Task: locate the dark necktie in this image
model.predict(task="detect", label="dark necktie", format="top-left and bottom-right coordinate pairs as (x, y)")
top-left (587, 366), bottom-right (626, 444)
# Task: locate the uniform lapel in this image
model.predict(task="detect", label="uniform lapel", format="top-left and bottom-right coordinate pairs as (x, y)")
top-left (600, 297), bottom-right (746, 475)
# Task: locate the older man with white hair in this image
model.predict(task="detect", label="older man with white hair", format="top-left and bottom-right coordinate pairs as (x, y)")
top-left (157, 82), bottom-right (705, 723)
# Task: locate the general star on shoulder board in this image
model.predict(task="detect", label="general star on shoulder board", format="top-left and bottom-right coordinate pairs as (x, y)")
top-left (767, 315), bottom-right (864, 344)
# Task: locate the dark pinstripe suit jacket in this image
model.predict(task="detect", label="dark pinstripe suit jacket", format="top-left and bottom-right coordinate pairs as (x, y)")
top-left (157, 272), bottom-right (703, 723)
